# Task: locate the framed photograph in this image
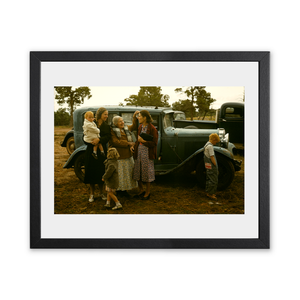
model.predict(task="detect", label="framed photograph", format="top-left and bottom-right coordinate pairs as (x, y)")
top-left (30, 51), bottom-right (269, 249)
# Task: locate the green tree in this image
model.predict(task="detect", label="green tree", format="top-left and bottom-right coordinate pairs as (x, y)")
top-left (55, 86), bottom-right (92, 126)
top-left (124, 86), bottom-right (170, 107)
top-left (195, 89), bottom-right (216, 120)
top-left (172, 99), bottom-right (196, 119)
top-left (174, 86), bottom-right (206, 120)
top-left (54, 108), bottom-right (71, 126)
top-left (175, 86), bottom-right (216, 120)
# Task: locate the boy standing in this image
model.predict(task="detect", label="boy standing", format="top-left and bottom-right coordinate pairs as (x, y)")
top-left (204, 133), bottom-right (220, 200)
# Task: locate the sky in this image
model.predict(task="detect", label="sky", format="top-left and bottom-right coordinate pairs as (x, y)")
top-left (54, 86), bottom-right (244, 112)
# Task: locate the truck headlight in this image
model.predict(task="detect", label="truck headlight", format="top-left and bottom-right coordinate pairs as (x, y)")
top-left (218, 129), bottom-right (229, 148)
top-left (218, 128), bottom-right (225, 140)
top-left (223, 133), bottom-right (229, 148)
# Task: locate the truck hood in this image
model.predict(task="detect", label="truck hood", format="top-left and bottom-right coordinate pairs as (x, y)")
top-left (165, 127), bottom-right (219, 137)
top-left (174, 119), bottom-right (216, 124)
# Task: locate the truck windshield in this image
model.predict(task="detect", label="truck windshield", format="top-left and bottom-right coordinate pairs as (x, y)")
top-left (163, 113), bottom-right (174, 129)
top-left (174, 112), bottom-right (186, 120)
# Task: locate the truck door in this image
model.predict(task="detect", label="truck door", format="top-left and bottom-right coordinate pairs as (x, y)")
top-left (219, 104), bottom-right (244, 144)
top-left (160, 112), bottom-right (178, 166)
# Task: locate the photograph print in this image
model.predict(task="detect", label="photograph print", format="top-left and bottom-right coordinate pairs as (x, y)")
top-left (54, 85), bottom-right (245, 214)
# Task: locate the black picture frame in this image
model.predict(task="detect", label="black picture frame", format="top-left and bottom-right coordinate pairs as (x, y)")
top-left (30, 51), bottom-right (270, 249)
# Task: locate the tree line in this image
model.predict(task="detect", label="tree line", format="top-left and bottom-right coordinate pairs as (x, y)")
top-left (54, 86), bottom-right (216, 126)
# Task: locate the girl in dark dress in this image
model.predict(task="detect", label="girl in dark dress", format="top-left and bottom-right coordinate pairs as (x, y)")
top-left (84, 107), bottom-right (111, 202)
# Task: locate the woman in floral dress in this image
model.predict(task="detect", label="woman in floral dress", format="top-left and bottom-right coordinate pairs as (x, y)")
top-left (109, 115), bottom-right (138, 196)
top-left (133, 110), bottom-right (158, 200)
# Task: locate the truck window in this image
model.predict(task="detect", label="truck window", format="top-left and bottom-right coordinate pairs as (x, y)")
top-left (225, 107), bottom-right (243, 118)
top-left (121, 112), bottom-right (134, 125)
top-left (151, 115), bottom-right (159, 130)
top-left (108, 113), bottom-right (119, 126)
top-left (163, 113), bottom-right (173, 129)
top-left (174, 112), bottom-right (186, 120)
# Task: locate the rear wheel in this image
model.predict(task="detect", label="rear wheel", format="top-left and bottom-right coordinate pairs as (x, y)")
top-left (74, 152), bottom-right (85, 182)
top-left (66, 136), bottom-right (75, 155)
top-left (196, 154), bottom-right (235, 190)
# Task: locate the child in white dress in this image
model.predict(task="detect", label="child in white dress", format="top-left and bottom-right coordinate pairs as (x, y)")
top-left (82, 111), bottom-right (105, 159)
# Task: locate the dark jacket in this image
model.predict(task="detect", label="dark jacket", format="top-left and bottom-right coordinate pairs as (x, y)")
top-left (102, 159), bottom-right (119, 189)
top-left (99, 122), bottom-right (111, 154)
top-left (133, 123), bottom-right (158, 160)
top-left (83, 121), bottom-right (111, 185)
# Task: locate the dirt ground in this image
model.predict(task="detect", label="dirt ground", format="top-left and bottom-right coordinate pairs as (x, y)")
top-left (55, 126), bottom-right (244, 214)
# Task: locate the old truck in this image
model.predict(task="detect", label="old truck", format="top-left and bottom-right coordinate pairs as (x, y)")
top-left (173, 102), bottom-right (244, 149)
top-left (63, 105), bottom-right (242, 190)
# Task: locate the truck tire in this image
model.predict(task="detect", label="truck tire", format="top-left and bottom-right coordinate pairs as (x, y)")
top-left (66, 136), bottom-right (75, 155)
top-left (184, 125), bottom-right (198, 129)
top-left (74, 152), bottom-right (85, 182)
top-left (196, 154), bottom-right (235, 191)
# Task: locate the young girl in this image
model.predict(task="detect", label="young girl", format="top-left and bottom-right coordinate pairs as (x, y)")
top-left (102, 148), bottom-right (122, 210)
top-left (83, 111), bottom-right (105, 159)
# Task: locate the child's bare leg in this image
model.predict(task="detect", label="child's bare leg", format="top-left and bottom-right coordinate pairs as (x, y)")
top-left (108, 192), bottom-right (118, 204)
top-left (104, 192), bottom-right (111, 207)
top-left (109, 192), bottom-right (122, 210)
top-left (92, 145), bottom-right (98, 159)
top-left (98, 144), bottom-right (104, 152)
top-left (98, 143), bottom-right (105, 156)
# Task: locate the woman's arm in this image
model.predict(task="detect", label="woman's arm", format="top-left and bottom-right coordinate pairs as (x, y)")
top-left (102, 165), bottom-right (116, 181)
top-left (210, 155), bottom-right (217, 166)
top-left (127, 111), bottom-right (139, 132)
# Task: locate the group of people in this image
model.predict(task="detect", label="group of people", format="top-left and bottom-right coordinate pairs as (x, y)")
top-left (82, 107), bottom-right (221, 210)
top-left (82, 107), bottom-right (158, 210)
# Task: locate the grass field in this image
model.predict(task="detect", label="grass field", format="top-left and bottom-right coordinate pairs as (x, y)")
top-left (54, 126), bottom-right (244, 214)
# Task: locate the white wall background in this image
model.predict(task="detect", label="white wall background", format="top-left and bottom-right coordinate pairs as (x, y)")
top-left (1, 1), bottom-right (298, 299)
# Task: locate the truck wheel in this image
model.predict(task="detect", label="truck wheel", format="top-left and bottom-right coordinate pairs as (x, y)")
top-left (196, 154), bottom-right (235, 191)
top-left (74, 152), bottom-right (85, 182)
top-left (215, 154), bottom-right (235, 190)
top-left (184, 125), bottom-right (198, 129)
top-left (66, 137), bottom-right (75, 155)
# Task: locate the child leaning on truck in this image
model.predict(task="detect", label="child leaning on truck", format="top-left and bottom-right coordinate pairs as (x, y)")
top-left (82, 111), bottom-right (105, 159)
top-left (204, 133), bottom-right (220, 200)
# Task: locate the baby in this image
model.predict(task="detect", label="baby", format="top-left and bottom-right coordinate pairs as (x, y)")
top-left (82, 111), bottom-right (105, 159)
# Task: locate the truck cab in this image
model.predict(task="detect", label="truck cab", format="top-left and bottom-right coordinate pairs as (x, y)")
top-left (173, 102), bottom-right (244, 149)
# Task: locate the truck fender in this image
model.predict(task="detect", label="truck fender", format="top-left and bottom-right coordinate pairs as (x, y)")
top-left (188, 145), bottom-right (234, 163)
top-left (160, 146), bottom-right (234, 176)
top-left (63, 144), bottom-right (87, 168)
top-left (60, 130), bottom-right (74, 147)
